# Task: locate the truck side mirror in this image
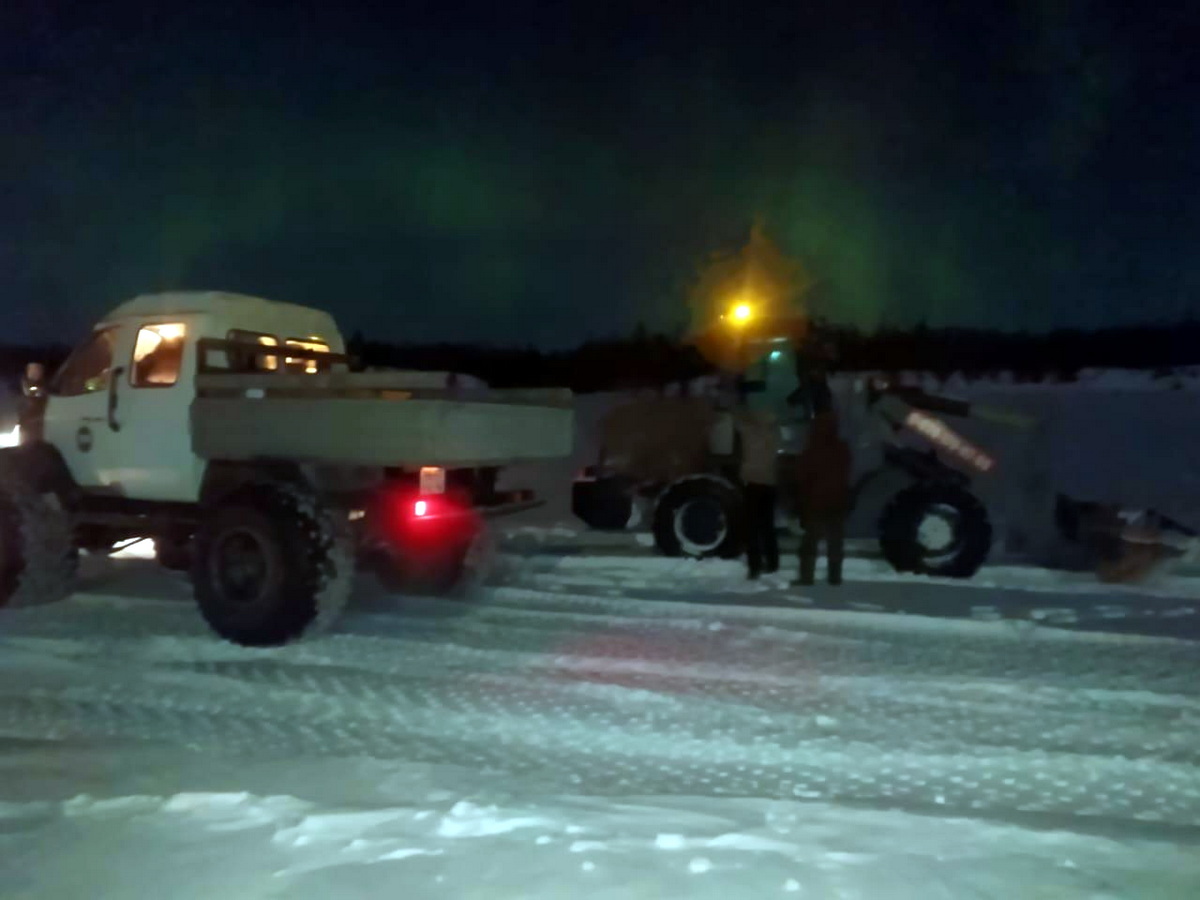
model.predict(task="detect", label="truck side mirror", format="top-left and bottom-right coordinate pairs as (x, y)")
top-left (21, 362), bottom-right (46, 398)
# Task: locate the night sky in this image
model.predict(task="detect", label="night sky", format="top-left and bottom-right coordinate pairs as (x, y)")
top-left (3, 1), bottom-right (1197, 347)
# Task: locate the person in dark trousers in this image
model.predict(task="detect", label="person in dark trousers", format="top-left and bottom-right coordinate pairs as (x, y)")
top-left (795, 411), bottom-right (852, 586)
top-left (735, 408), bottom-right (781, 580)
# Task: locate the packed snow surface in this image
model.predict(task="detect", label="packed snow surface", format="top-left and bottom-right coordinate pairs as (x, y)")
top-left (1, 548), bottom-right (1199, 898)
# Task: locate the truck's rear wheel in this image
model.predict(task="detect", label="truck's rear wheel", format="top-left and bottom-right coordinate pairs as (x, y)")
top-left (193, 483), bottom-right (353, 646)
top-left (0, 467), bottom-right (76, 608)
top-left (879, 483), bottom-right (992, 578)
top-left (653, 476), bottom-right (744, 559)
top-left (376, 524), bottom-right (494, 597)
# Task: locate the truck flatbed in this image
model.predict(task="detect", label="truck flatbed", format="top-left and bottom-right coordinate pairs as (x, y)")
top-left (191, 369), bottom-right (573, 467)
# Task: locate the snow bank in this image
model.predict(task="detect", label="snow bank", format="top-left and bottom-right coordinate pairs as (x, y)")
top-left (851, 367), bottom-right (1200, 392)
top-left (4, 783), bottom-right (1199, 899)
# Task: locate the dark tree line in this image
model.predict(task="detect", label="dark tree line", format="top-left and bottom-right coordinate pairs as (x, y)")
top-left (348, 321), bottom-right (1200, 389)
top-left (4, 321), bottom-right (1200, 395)
top-left (346, 332), bottom-right (713, 392)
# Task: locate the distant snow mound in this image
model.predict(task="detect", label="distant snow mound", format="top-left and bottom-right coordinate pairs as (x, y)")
top-left (839, 368), bottom-right (1200, 392)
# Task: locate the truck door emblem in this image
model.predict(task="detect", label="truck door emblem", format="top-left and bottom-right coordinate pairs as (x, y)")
top-left (77, 426), bottom-right (94, 453)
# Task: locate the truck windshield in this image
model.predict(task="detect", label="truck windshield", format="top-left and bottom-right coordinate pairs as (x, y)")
top-left (50, 327), bottom-right (118, 396)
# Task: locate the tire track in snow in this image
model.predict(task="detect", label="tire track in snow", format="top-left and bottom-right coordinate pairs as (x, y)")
top-left (0, 562), bottom-right (1198, 834)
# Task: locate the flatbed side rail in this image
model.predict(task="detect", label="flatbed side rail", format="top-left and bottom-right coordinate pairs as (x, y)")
top-left (194, 382), bottom-right (573, 407)
top-left (194, 339), bottom-right (572, 408)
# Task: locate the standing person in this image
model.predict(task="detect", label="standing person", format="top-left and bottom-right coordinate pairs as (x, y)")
top-left (735, 408), bottom-right (781, 580)
top-left (787, 338), bottom-right (835, 417)
top-left (795, 411), bottom-right (852, 586)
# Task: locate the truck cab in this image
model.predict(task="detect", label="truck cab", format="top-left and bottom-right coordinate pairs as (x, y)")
top-left (39, 292), bottom-right (341, 504)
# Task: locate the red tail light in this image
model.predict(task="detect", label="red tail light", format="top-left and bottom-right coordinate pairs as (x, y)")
top-left (373, 489), bottom-right (478, 553)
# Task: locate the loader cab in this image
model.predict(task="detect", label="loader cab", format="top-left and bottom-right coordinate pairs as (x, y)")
top-left (36, 292), bottom-right (343, 504)
top-left (738, 337), bottom-right (811, 452)
top-left (740, 338), bottom-right (800, 408)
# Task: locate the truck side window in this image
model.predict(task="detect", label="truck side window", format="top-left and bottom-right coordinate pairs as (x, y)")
top-left (50, 328), bottom-right (118, 397)
top-left (131, 323), bottom-right (187, 387)
top-left (227, 330), bottom-right (280, 372)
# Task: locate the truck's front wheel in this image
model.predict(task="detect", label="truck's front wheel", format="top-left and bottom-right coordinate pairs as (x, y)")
top-left (193, 483), bottom-right (353, 646)
top-left (0, 468), bottom-right (75, 608)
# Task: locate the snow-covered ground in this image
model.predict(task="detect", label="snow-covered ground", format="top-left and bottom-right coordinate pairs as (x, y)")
top-left (2, 543), bottom-right (1200, 898)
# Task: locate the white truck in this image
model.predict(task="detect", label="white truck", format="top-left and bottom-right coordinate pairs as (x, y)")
top-left (0, 292), bottom-right (573, 645)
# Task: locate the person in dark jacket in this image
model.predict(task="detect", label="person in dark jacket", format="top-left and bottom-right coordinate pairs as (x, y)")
top-left (735, 408), bottom-right (781, 580)
top-left (795, 411), bottom-right (852, 586)
top-left (788, 337), bottom-right (836, 417)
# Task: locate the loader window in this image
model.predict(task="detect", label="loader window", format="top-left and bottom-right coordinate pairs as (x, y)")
top-left (227, 330), bottom-right (280, 372)
top-left (285, 339), bottom-right (330, 374)
top-left (50, 327), bottom-right (118, 396)
top-left (131, 323), bottom-right (186, 387)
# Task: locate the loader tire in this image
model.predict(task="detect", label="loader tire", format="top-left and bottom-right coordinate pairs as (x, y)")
top-left (879, 483), bottom-right (992, 578)
top-left (653, 476), bottom-right (744, 559)
top-left (193, 482), bottom-right (353, 646)
top-left (0, 462), bottom-right (76, 608)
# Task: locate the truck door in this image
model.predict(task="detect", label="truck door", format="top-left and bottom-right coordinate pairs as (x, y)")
top-left (41, 326), bottom-right (125, 491)
top-left (103, 321), bottom-right (203, 502)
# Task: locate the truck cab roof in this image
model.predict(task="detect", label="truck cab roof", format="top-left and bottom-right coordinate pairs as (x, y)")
top-left (100, 292), bottom-right (344, 352)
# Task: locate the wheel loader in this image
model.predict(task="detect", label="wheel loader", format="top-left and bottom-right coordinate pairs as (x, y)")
top-left (573, 317), bottom-right (1025, 579)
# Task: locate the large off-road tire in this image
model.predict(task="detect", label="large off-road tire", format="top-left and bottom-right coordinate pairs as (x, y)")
top-left (879, 483), bottom-right (992, 578)
top-left (0, 463), bottom-right (76, 608)
top-left (192, 482), bottom-right (353, 646)
top-left (653, 475), bottom-right (744, 559)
